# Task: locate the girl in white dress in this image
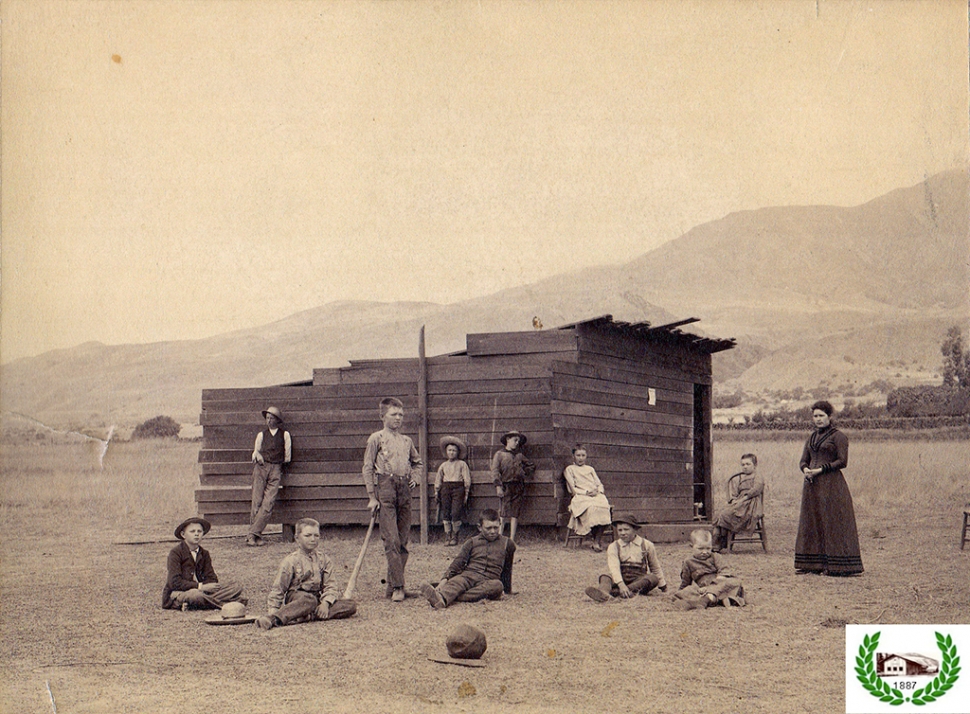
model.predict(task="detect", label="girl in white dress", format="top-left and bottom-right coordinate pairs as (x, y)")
top-left (563, 445), bottom-right (612, 551)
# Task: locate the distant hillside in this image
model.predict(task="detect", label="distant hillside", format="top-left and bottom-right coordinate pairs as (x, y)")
top-left (624, 169), bottom-right (967, 312)
top-left (1, 169), bottom-right (966, 427)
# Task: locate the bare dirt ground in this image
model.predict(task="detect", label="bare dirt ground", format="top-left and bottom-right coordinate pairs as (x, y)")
top-left (1, 438), bottom-right (968, 713)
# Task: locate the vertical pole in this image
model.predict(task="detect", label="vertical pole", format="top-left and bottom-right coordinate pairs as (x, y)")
top-left (418, 325), bottom-right (429, 545)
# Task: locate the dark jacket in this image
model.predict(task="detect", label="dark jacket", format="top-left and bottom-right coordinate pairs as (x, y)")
top-left (490, 449), bottom-right (536, 487)
top-left (162, 541), bottom-right (219, 609)
top-left (799, 426), bottom-right (849, 475)
top-left (443, 534), bottom-right (516, 594)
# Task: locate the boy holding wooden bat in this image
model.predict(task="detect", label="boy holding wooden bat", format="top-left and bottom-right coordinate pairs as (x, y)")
top-left (362, 397), bottom-right (423, 602)
top-left (255, 518), bottom-right (357, 630)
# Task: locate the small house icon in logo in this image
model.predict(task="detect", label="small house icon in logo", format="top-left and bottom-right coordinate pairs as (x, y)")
top-left (876, 652), bottom-right (940, 677)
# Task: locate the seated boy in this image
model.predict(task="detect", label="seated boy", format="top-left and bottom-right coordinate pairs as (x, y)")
top-left (162, 517), bottom-right (245, 610)
top-left (256, 518), bottom-right (357, 629)
top-left (585, 512), bottom-right (666, 602)
top-left (420, 508), bottom-right (516, 609)
top-left (673, 529), bottom-right (746, 609)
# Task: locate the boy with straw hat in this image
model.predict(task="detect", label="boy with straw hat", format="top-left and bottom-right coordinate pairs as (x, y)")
top-left (434, 435), bottom-right (471, 546)
top-left (490, 430), bottom-right (535, 542)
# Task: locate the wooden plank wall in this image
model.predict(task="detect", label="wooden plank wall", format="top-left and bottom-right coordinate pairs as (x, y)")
top-left (197, 377), bottom-right (420, 528)
top-left (421, 354), bottom-right (561, 526)
top-left (196, 348), bottom-right (569, 528)
top-left (549, 323), bottom-right (712, 523)
top-left (195, 324), bottom-right (716, 529)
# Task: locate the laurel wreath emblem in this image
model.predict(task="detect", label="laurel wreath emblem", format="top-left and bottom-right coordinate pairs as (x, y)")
top-left (855, 631), bottom-right (961, 706)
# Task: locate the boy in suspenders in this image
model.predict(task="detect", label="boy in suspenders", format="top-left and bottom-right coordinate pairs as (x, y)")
top-left (585, 512), bottom-right (667, 602)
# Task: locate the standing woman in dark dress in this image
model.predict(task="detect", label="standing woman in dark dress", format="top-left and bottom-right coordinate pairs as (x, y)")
top-left (794, 401), bottom-right (864, 576)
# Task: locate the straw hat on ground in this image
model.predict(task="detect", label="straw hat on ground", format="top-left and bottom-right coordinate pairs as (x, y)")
top-left (205, 601), bottom-right (256, 626)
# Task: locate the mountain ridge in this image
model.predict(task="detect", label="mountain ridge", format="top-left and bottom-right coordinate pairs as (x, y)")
top-left (2, 169), bottom-right (966, 426)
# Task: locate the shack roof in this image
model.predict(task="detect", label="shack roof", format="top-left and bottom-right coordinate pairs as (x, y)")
top-left (560, 314), bottom-right (736, 354)
top-left (445, 314), bottom-right (735, 357)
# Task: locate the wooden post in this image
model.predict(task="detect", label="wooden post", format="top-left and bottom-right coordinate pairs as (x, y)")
top-left (418, 325), bottom-right (429, 545)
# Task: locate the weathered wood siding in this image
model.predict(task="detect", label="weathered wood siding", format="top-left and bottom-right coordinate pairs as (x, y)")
top-left (196, 320), bottom-right (723, 529)
top-left (547, 322), bottom-right (712, 523)
top-left (197, 378), bottom-right (420, 527)
top-left (197, 344), bottom-right (573, 527)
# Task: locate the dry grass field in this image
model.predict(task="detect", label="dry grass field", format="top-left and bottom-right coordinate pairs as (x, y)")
top-left (1, 435), bottom-right (968, 713)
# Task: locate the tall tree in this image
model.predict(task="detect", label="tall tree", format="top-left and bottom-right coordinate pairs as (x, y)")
top-left (940, 326), bottom-right (970, 388)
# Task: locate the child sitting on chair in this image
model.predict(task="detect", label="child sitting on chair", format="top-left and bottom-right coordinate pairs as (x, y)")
top-left (584, 512), bottom-right (666, 602)
top-left (673, 529), bottom-right (745, 610)
top-left (563, 444), bottom-right (612, 552)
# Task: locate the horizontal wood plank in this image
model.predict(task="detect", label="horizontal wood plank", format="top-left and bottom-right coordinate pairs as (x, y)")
top-left (201, 430), bottom-right (556, 452)
top-left (553, 413), bottom-right (691, 440)
top-left (465, 330), bottom-right (578, 356)
top-left (199, 456), bottom-right (567, 477)
top-left (578, 341), bottom-right (713, 385)
top-left (554, 427), bottom-right (692, 451)
top-left (551, 380), bottom-right (693, 414)
top-left (579, 340), bottom-right (709, 377)
top-left (426, 390), bottom-right (552, 408)
top-left (202, 385), bottom-right (334, 401)
top-left (550, 399), bottom-right (692, 429)
top-left (202, 395), bottom-right (420, 414)
top-left (199, 440), bottom-right (559, 464)
top-left (426, 377), bottom-right (551, 395)
top-left (551, 360), bottom-right (694, 396)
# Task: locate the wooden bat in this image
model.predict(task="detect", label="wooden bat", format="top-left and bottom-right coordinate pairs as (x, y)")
top-left (342, 511), bottom-right (377, 599)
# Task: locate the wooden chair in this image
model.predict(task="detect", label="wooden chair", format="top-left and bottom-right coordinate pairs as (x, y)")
top-left (726, 515), bottom-right (768, 552)
top-left (961, 508), bottom-right (970, 550)
top-left (564, 516), bottom-right (615, 548)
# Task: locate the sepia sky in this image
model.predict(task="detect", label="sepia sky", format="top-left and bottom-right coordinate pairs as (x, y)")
top-left (1, 0), bottom-right (967, 363)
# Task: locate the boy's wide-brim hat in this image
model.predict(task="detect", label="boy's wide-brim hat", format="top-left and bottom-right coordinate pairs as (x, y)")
top-left (261, 406), bottom-right (283, 422)
top-left (205, 601), bottom-right (256, 626)
top-left (175, 517), bottom-right (211, 540)
top-left (438, 435), bottom-right (468, 459)
top-left (499, 430), bottom-right (527, 447)
top-left (612, 512), bottom-right (642, 529)
top-left (428, 624), bottom-right (487, 667)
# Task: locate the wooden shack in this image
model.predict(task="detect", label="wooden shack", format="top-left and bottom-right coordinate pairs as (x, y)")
top-left (196, 315), bottom-right (734, 541)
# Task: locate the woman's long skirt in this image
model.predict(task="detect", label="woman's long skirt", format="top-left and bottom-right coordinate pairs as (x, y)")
top-left (794, 470), bottom-right (863, 575)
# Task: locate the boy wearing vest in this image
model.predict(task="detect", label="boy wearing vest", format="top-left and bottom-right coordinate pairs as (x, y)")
top-left (490, 430), bottom-right (536, 542)
top-left (585, 513), bottom-right (667, 602)
top-left (248, 406), bottom-right (291, 547)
